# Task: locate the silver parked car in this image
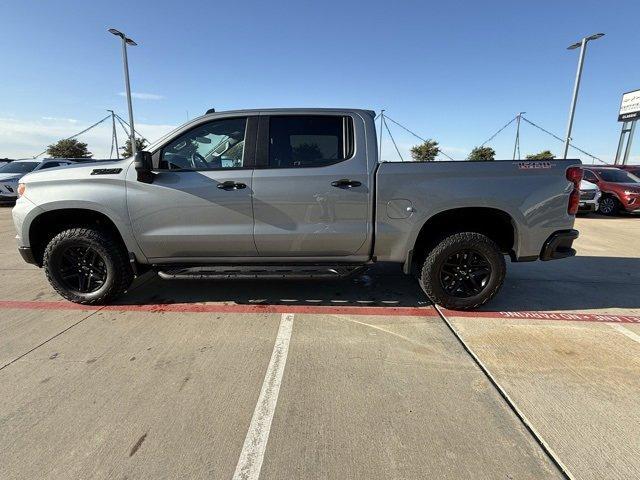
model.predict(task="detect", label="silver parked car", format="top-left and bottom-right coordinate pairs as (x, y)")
top-left (0, 159), bottom-right (74, 203)
top-left (12, 108), bottom-right (581, 309)
top-left (577, 179), bottom-right (601, 214)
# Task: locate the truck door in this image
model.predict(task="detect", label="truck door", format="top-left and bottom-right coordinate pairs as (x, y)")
top-left (126, 116), bottom-right (258, 260)
top-left (251, 113), bottom-right (372, 257)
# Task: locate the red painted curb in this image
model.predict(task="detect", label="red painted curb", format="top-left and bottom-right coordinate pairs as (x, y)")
top-left (441, 309), bottom-right (640, 324)
top-left (0, 300), bottom-right (435, 317)
top-left (0, 300), bottom-right (638, 323)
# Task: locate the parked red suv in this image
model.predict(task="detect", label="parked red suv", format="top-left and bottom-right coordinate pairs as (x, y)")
top-left (582, 166), bottom-right (640, 215)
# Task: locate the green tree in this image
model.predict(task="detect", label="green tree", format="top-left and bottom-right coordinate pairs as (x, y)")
top-left (410, 140), bottom-right (439, 162)
top-left (120, 138), bottom-right (149, 158)
top-left (526, 150), bottom-right (555, 160)
top-left (46, 139), bottom-right (92, 158)
top-left (467, 146), bottom-right (496, 161)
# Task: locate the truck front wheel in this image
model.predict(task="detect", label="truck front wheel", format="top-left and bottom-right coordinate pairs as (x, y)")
top-left (43, 227), bottom-right (133, 305)
top-left (419, 232), bottom-right (506, 310)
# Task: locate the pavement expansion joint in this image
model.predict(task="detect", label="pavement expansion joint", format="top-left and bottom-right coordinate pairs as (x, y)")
top-left (433, 304), bottom-right (575, 480)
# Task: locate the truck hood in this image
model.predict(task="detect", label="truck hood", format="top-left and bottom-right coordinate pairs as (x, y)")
top-left (21, 159), bottom-right (128, 183)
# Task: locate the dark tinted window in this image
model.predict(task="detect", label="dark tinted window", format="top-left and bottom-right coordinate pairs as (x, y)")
top-left (161, 117), bottom-right (247, 170)
top-left (0, 162), bottom-right (38, 174)
top-left (597, 169), bottom-right (639, 183)
top-left (40, 162), bottom-right (61, 169)
top-left (268, 116), bottom-right (353, 168)
top-left (583, 169), bottom-right (598, 183)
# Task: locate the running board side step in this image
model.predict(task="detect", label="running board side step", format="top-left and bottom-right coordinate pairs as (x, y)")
top-left (156, 264), bottom-right (367, 280)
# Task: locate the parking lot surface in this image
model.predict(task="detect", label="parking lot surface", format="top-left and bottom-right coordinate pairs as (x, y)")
top-left (1, 207), bottom-right (638, 479)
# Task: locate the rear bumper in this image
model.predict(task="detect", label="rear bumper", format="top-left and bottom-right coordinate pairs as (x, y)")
top-left (540, 229), bottom-right (579, 261)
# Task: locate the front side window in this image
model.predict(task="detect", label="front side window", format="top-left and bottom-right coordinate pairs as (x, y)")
top-left (583, 169), bottom-right (598, 183)
top-left (268, 116), bottom-right (353, 168)
top-left (161, 117), bottom-right (247, 170)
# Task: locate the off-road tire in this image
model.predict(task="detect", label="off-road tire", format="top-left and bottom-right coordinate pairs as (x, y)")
top-left (419, 232), bottom-right (506, 310)
top-left (598, 195), bottom-right (620, 216)
top-left (43, 227), bottom-right (133, 304)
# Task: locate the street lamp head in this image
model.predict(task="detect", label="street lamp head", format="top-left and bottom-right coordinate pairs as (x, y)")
top-left (108, 28), bottom-right (137, 46)
top-left (567, 32), bottom-right (605, 49)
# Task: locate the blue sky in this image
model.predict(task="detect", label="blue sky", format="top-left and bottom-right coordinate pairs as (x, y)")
top-left (1, 0), bottom-right (639, 163)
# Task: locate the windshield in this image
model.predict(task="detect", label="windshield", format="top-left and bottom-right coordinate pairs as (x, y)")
top-left (598, 169), bottom-right (640, 183)
top-left (0, 162), bottom-right (39, 174)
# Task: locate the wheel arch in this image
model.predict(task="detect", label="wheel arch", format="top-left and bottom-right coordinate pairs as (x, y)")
top-left (407, 207), bottom-right (516, 274)
top-left (29, 208), bottom-right (133, 266)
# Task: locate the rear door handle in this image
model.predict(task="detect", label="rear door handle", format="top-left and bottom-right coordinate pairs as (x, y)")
top-left (217, 181), bottom-right (247, 190)
top-left (331, 179), bottom-right (362, 189)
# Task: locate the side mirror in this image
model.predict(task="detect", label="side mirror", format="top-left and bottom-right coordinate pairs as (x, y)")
top-left (134, 151), bottom-right (154, 183)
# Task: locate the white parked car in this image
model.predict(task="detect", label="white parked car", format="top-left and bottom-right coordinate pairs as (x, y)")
top-left (0, 159), bottom-right (74, 204)
top-left (577, 179), bottom-right (601, 214)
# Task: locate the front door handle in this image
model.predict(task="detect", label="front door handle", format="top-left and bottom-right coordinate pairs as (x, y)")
top-left (331, 179), bottom-right (362, 189)
top-left (217, 181), bottom-right (247, 190)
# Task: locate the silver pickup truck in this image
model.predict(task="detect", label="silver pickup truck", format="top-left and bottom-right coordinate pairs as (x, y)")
top-left (12, 108), bottom-right (581, 309)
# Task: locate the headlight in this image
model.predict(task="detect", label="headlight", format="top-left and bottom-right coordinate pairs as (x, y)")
top-left (17, 183), bottom-right (26, 197)
top-left (623, 190), bottom-right (639, 196)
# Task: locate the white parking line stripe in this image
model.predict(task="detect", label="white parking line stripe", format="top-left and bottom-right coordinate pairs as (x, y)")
top-left (609, 323), bottom-right (640, 344)
top-left (232, 313), bottom-right (294, 480)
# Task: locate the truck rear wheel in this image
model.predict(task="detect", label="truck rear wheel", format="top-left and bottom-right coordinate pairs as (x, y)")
top-left (43, 227), bottom-right (133, 305)
top-left (419, 232), bottom-right (506, 310)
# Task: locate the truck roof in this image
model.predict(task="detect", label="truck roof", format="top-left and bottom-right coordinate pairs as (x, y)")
top-left (201, 108), bottom-right (376, 118)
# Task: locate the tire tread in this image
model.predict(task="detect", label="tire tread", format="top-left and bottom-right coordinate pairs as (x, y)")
top-left (43, 227), bottom-right (133, 305)
top-left (419, 232), bottom-right (506, 310)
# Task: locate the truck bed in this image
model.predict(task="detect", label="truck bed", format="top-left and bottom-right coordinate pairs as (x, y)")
top-left (374, 159), bottom-right (580, 263)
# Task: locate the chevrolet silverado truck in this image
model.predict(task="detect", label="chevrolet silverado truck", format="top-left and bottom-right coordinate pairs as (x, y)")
top-left (12, 108), bottom-right (582, 309)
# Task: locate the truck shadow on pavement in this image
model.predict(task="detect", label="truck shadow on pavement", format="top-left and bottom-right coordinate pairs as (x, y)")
top-left (117, 256), bottom-right (639, 313)
top-left (121, 264), bottom-right (432, 309)
top-left (479, 255), bottom-right (640, 312)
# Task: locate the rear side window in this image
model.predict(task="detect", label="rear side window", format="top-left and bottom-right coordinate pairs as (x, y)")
top-left (268, 116), bottom-right (354, 168)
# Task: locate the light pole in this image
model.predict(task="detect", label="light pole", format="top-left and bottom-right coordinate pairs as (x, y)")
top-left (108, 28), bottom-right (138, 156)
top-left (563, 33), bottom-right (604, 159)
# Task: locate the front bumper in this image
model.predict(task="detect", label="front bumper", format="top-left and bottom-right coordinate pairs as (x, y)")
top-left (0, 182), bottom-right (18, 202)
top-left (0, 193), bottom-right (17, 203)
top-left (18, 246), bottom-right (38, 265)
top-left (621, 194), bottom-right (640, 213)
top-left (540, 229), bottom-right (579, 261)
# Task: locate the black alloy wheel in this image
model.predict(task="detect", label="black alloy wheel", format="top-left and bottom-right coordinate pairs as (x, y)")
top-left (439, 249), bottom-right (492, 298)
top-left (57, 245), bottom-right (108, 293)
top-left (419, 232), bottom-right (506, 310)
